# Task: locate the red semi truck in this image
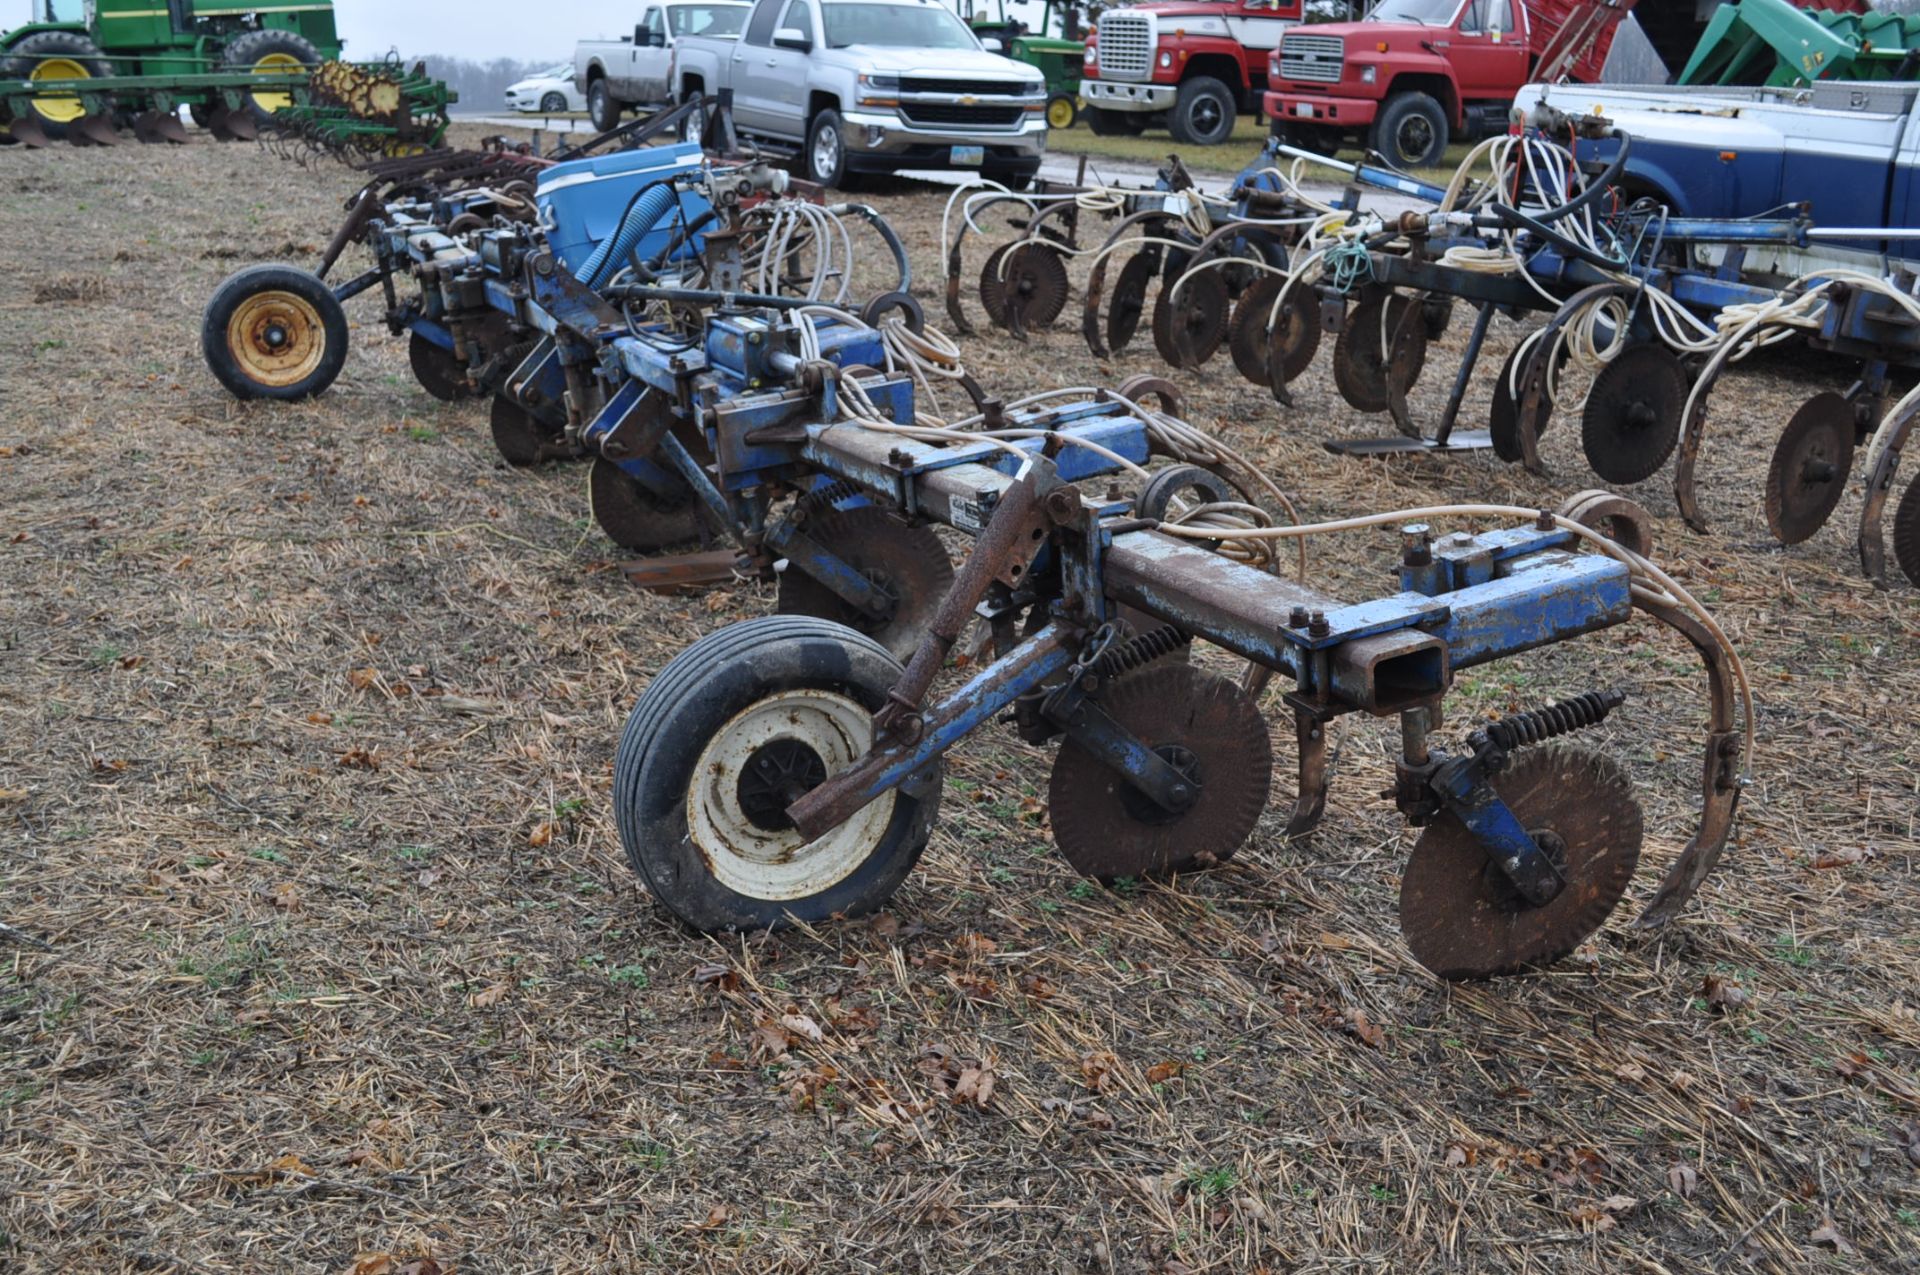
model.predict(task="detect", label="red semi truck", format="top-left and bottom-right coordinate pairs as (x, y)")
top-left (1080, 0), bottom-right (1303, 145)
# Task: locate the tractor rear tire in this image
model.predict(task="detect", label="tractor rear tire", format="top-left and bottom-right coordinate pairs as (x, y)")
top-left (0, 30), bottom-right (114, 141)
top-left (219, 29), bottom-right (323, 124)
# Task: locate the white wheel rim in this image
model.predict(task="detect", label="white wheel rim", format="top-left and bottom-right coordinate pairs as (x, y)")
top-left (686, 689), bottom-right (896, 901)
top-left (686, 110), bottom-right (703, 143)
top-left (812, 124), bottom-right (839, 178)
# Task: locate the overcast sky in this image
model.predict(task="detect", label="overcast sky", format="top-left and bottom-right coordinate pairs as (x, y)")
top-left (9, 0), bottom-right (1055, 63)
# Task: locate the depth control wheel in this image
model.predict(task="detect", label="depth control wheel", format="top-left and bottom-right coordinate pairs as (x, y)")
top-left (201, 264), bottom-right (348, 402)
top-left (614, 616), bottom-right (945, 932)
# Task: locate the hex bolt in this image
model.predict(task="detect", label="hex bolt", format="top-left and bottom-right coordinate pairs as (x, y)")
top-left (1289, 605), bottom-right (1310, 628)
top-left (1307, 610), bottom-right (1331, 638)
top-left (1536, 508), bottom-right (1555, 531)
top-left (1401, 522), bottom-right (1432, 566)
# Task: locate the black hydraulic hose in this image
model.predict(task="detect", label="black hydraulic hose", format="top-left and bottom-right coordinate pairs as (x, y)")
top-left (604, 284), bottom-right (832, 312)
top-left (838, 202), bottom-right (912, 292)
top-left (1528, 129), bottom-right (1631, 226)
top-left (644, 206), bottom-right (721, 275)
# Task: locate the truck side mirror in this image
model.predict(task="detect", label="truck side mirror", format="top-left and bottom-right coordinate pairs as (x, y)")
top-left (773, 28), bottom-right (812, 51)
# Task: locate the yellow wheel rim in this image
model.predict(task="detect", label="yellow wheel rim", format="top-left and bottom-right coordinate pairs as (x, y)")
top-left (1047, 96), bottom-right (1075, 130)
top-left (227, 290), bottom-right (326, 388)
top-left (247, 52), bottom-right (303, 114)
top-left (28, 57), bottom-right (88, 124)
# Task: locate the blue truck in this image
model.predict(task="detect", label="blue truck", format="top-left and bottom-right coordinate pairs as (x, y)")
top-left (1518, 78), bottom-right (1920, 266)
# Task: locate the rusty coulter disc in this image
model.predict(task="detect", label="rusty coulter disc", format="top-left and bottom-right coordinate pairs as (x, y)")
top-left (1047, 664), bottom-right (1271, 882)
top-left (1765, 392), bottom-right (1857, 545)
top-left (1398, 745), bottom-right (1642, 980)
top-left (1581, 345), bottom-right (1687, 485)
top-left (1151, 270), bottom-right (1230, 369)
top-left (774, 506), bottom-right (954, 662)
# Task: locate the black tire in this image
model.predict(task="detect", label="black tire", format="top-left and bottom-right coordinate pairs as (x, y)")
top-left (805, 107), bottom-right (849, 187)
top-left (1, 30), bottom-right (114, 140)
top-left (539, 91), bottom-right (568, 113)
top-left (1084, 105), bottom-right (1144, 137)
top-left (218, 29), bottom-right (323, 123)
top-left (614, 615), bottom-right (945, 932)
top-left (201, 264), bottom-right (349, 402)
top-left (1169, 75), bottom-right (1236, 147)
top-left (587, 79), bottom-right (622, 132)
top-left (1371, 91), bottom-right (1448, 169)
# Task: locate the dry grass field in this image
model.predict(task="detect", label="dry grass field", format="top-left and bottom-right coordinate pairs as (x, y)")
top-left (1, 129), bottom-right (1917, 1274)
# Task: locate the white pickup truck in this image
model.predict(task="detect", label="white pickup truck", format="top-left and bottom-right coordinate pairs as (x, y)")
top-left (669, 0), bottom-right (1049, 188)
top-left (576, 1), bottom-right (751, 131)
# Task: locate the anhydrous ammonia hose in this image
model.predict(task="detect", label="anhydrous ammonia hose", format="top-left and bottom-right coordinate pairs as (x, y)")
top-left (575, 180), bottom-right (681, 288)
top-left (840, 203), bottom-right (912, 292)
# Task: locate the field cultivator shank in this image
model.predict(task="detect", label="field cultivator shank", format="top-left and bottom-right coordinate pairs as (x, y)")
top-left (609, 334), bottom-right (1754, 976)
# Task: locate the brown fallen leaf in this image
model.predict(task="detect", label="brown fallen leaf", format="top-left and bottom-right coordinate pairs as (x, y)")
top-left (0, 788), bottom-right (29, 804)
top-left (696, 1203), bottom-right (730, 1230)
top-left (347, 667), bottom-right (379, 691)
top-left (1080, 1050), bottom-right (1118, 1091)
top-left (1703, 974), bottom-right (1749, 1012)
top-left (348, 1254), bottom-right (395, 1275)
top-left (1145, 1060), bottom-right (1185, 1085)
top-left (958, 932), bottom-right (998, 957)
top-left (337, 747), bottom-right (379, 771)
top-left (952, 1066), bottom-right (996, 1109)
top-left (527, 821), bottom-right (554, 848)
top-left (1667, 1163), bottom-right (1698, 1198)
top-left (1809, 1217), bottom-right (1854, 1253)
top-left (691, 963), bottom-right (739, 992)
top-left (751, 1022), bottom-right (791, 1060)
top-left (267, 1152), bottom-right (315, 1179)
top-left (1443, 1143), bottom-right (1473, 1168)
top-left (1813, 846), bottom-right (1874, 869)
top-left (780, 1012), bottom-right (825, 1044)
top-left (470, 981), bottom-right (509, 1008)
top-left (1342, 1006), bottom-right (1387, 1050)
top-left (267, 882), bottom-right (300, 911)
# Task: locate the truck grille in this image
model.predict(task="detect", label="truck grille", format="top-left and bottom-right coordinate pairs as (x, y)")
top-left (1096, 11), bottom-right (1154, 82)
top-left (900, 78), bottom-right (1026, 96)
top-left (1279, 33), bottom-right (1343, 84)
top-left (900, 103), bottom-right (1025, 128)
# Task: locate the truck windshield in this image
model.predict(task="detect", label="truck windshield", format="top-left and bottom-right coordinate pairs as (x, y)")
top-left (821, 3), bottom-right (981, 49)
top-left (671, 5), bottom-right (749, 37)
top-left (1366, 0), bottom-right (1460, 24)
top-left (37, 0), bottom-right (85, 21)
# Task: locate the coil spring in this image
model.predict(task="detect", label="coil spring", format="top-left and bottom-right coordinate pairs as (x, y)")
top-left (1482, 690), bottom-right (1626, 754)
top-left (1090, 625), bottom-right (1191, 679)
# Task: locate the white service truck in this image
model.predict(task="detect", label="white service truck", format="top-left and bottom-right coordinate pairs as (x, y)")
top-left (576, 1), bottom-right (751, 131)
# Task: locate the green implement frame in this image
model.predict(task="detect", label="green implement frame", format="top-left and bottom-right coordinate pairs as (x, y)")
top-left (1679, 0), bottom-right (1920, 87)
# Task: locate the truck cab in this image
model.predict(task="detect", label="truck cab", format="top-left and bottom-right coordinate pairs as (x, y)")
top-left (1080, 0), bottom-right (1302, 146)
top-left (576, 1), bottom-right (749, 131)
top-left (1265, 0), bottom-right (1536, 167)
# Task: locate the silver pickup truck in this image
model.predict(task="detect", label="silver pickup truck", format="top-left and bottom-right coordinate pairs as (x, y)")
top-left (670, 0), bottom-right (1048, 188)
top-left (576, 1), bottom-right (751, 131)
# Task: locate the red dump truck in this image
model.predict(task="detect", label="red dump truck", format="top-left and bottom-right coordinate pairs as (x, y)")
top-left (1080, 0), bottom-right (1304, 146)
top-left (1262, 0), bottom-right (1873, 169)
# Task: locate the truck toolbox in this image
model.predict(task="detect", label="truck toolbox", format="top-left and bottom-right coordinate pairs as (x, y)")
top-left (535, 142), bottom-right (710, 273)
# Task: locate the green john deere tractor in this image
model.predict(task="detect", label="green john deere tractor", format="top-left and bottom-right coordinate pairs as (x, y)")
top-left (963, 0), bottom-right (1085, 130)
top-left (0, 0), bottom-right (342, 141)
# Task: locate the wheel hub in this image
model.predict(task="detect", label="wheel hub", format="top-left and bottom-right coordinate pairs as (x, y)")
top-left (737, 738), bottom-right (829, 833)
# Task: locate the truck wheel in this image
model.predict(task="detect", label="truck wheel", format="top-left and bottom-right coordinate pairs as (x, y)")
top-left (1169, 76), bottom-right (1236, 147)
top-left (805, 108), bottom-right (850, 188)
top-left (1371, 91), bottom-right (1448, 169)
top-left (613, 615), bottom-right (944, 933)
top-left (1085, 105), bottom-right (1144, 137)
top-left (1, 30), bottom-right (114, 140)
top-left (587, 79), bottom-right (622, 132)
top-left (202, 264), bottom-right (349, 402)
top-left (219, 29), bottom-right (323, 122)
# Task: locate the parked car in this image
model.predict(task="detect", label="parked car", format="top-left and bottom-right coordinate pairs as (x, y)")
top-left (669, 0), bottom-right (1049, 188)
top-left (505, 64), bottom-right (585, 114)
top-left (576, 1), bottom-right (750, 131)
